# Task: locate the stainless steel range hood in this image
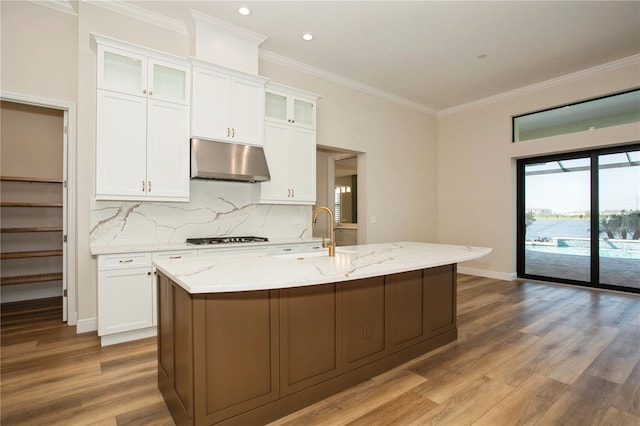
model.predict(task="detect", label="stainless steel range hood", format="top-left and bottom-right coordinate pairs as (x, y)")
top-left (190, 138), bottom-right (270, 183)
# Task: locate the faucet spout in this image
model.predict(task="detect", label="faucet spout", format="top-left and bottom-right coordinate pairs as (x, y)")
top-left (312, 207), bottom-right (336, 256)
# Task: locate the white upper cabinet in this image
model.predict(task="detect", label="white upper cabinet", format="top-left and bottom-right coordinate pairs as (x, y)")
top-left (94, 35), bottom-right (190, 201)
top-left (265, 85), bottom-right (316, 129)
top-left (258, 83), bottom-right (320, 205)
top-left (191, 62), bottom-right (268, 146)
top-left (97, 42), bottom-right (189, 106)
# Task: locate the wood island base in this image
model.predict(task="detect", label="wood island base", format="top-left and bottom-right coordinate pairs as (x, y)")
top-left (157, 264), bottom-right (457, 426)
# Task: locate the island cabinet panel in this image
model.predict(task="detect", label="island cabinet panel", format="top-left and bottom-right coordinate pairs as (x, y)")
top-left (424, 264), bottom-right (457, 335)
top-left (279, 284), bottom-right (342, 395)
top-left (157, 274), bottom-right (195, 425)
top-left (387, 270), bottom-right (428, 352)
top-left (342, 277), bottom-right (387, 371)
top-left (195, 290), bottom-right (279, 425)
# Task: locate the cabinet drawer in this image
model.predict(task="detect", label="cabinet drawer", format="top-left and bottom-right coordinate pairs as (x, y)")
top-left (269, 245), bottom-right (301, 255)
top-left (153, 250), bottom-right (197, 261)
top-left (98, 252), bottom-right (152, 270)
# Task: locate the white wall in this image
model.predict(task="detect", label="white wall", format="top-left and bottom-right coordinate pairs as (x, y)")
top-left (438, 59), bottom-right (640, 280)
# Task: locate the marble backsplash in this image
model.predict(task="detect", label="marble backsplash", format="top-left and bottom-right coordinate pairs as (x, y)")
top-left (90, 180), bottom-right (313, 248)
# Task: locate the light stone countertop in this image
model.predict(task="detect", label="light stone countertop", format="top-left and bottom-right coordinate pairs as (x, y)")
top-left (153, 241), bottom-right (492, 294)
top-left (90, 238), bottom-right (322, 255)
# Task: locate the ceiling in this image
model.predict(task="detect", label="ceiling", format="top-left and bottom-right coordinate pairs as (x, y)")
top-left (124, 1), bottom-right (640, 113)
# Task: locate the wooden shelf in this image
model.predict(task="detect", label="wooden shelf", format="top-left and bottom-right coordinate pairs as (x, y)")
top-left (1, 227), bottom-right (63, 233)
top-left (1, 202), bottom-right (63, 208)
top-left (1, 250), bottom-right (63, 260)
top-left (0, 176), bottom-right (62, 184)
top-left (1, 273), bottom-right (63, 286)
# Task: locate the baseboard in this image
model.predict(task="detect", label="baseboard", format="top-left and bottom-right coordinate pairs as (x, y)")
top-left (457, 266), bottom-right (517, 281)
top-left (76, 317), bottom-right (98, 334)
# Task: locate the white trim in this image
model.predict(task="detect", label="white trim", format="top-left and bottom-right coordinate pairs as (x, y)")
top-left (31, 0), bottom-right (77, 15)
top-left (83, 0), bottom-right (188, 35)
top-left (457, 266), bottom-right (517, 282)
top-left (189, 9), bottom-right (268, 45)
top-left (76, 317), bottom-right (98, 334)
top-left (100, 327), bottom-right (157, 346)
top-left (1, 91), bottom-right (78, 326)
top-left (260, 49), bottom-right (438, 116)
top-left (440, 54), bottom-right (640, 116)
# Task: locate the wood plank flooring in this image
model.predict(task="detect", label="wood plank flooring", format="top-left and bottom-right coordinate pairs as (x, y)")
top-left (2, 275), bottom-right (639, 425)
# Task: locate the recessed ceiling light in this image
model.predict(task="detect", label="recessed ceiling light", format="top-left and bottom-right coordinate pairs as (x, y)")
top-left (238, 6), bottom-right (251, 16)
top-left (302, 33), bottom-right (314, 41)
top-left (477, 53), bottom-right (488, 59)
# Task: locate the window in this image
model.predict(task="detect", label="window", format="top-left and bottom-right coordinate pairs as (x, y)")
top-left (513, 89), bottom-right (640, 142)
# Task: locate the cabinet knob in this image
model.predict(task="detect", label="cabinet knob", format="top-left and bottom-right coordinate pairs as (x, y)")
top-left (148, 90), bottom-right (153, 95)
top-left (142, 89), bottom-right (147, 94)
top-left (148, 181), bottom-right (151, 192)
top-left (142, 180), bottom-right (145, 192)
top-left (147, 271), bottom-right (151, 276)
top-left (226, 128), bottom-right (230, 137)
top-left (119, 259), bottom-right (133, 263)
top-left (231, 128), bottom-right (235, 138)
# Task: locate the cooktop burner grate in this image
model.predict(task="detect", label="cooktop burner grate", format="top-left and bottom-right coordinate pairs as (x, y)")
top-left (186, 236), bottom-right (269, 245)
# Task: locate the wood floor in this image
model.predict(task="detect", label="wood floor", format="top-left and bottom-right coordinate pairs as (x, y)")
top-left (2, 275), bottom-right (639, 425)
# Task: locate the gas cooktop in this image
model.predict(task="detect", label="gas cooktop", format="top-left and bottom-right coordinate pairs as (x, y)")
top-left (186, 236), bottom-right (269, 245)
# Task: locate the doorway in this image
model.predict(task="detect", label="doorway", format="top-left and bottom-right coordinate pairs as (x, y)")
top-left (517, 144), bottom-right (640, 293)
top-left (0, 95), bottom-right (77, 324)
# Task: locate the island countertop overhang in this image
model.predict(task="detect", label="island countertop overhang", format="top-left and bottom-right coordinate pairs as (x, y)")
top-left (153, 241), bottom-right (492, 294)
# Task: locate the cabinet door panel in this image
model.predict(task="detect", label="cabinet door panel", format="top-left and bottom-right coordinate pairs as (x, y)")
top-left (231, 78), bottom-right (264, 145)
top-left (425, 264), bottom-right (456, 335)
top-left (99, 46), bottom-right (146, 96)
top-left (96, 90), bottom-right (147, 197)
top-left (260, 123), bottom-right (290, 201)
top-left (343, 277), bottom-right (387, 370)
top-left (289, 127), bottom-right (316, 202)
top-left (199, 290), bottom-right (279, 422)
top-left (191, 69), bottom-right (230, 140)
top-left (388, 270), bottom-right (427, 351)
top-left (98, 267), bottom-right (153, 335)
top-left (149, 59), bottom-right (189, 105)
top-left (280, 284), bottom-right (341, 395)
top-left (146, 100), bottom-right (190, 199)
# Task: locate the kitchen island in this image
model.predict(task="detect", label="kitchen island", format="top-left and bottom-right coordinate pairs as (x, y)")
top-left (154, 242), bottom-right (491, 426)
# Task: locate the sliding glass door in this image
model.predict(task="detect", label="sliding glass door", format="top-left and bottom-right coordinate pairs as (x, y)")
top-left (518, 144), bottom-right (640, 293)
top-left (598, 151), bottom-right (640, 289)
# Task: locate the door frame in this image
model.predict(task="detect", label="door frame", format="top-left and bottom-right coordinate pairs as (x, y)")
top-left (1, 91), bottom-right (78, 324)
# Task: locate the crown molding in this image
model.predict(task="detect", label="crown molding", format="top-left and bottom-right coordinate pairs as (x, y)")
top-left (32, 0), bottom-right (77, 15)
top-left (189, 9), bottom-right (267, 45)
top-left (439, 54), bottom-right (640, 116)
top-left (260, 49), bottom-right (438, 116)
top-left (83, 0), bottom-right (187, 35)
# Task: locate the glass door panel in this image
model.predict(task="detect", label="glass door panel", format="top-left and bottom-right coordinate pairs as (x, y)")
top-left (598, 150), bottom-right (640, 289)
top-left (523, 157), bottom-right (591, 282)
top-left (103, 51), bottom-right (144, 95)
top-left (151, 62), bottom-right (187, 103)
top-left (293, 98), bottom-right (314, 127)
top-left (265, 92), bottom-right (287, 121)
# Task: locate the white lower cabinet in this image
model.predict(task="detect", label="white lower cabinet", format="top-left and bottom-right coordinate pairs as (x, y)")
top-left (98, 252), bottom-right (154, 346)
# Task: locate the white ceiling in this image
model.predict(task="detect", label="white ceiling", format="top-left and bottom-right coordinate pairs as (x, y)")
top-left (124, 1), bottom-right (640, 113)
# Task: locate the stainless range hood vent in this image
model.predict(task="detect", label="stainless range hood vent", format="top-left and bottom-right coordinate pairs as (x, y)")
top-left (190, 138), bottom-right (270, 183)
